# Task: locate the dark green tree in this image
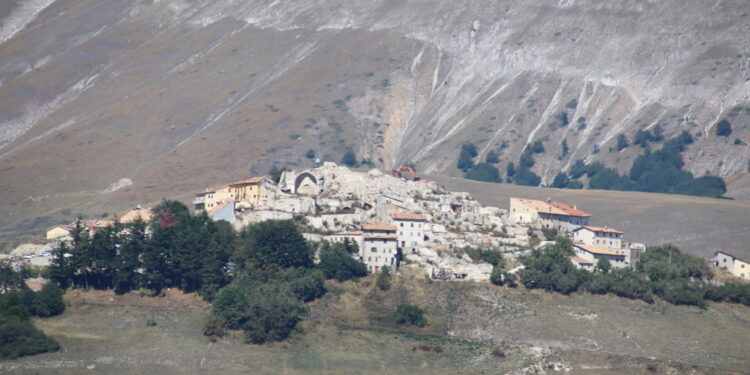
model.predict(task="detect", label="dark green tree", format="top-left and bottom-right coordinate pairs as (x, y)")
top-left (616, 134), bottom-right (629, 151)
top-left (317, 242), bottom-right (367, 282)
top-left (31, 282), bottom-right (65, 318)
top-left (238, 220), bottom-right (313, 270)
top-left (716, 119), bottom-right (732, 137)
top-left (551, 172), bottom-right (570, 188)
top-left (393, 304), bottom-right (426, 327)
top-left (568, 159), bottom-right (586, 179)
top-left (531, 140), bottom-right (545, 154)
top-left (465, 163), bottom-right (501, 182)
top-left (341, 149), bottom-right (357, 167)
top-left (486, 150), bottom-right (500, 164)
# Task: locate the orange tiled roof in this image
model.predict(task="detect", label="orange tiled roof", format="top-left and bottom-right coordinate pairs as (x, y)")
top-left (391, 213), bottom-right (426, 221)
top-left (362, 222), bottom-right (398, 232)
top-left (569, 255), bottom-right (594, 265)
top-left (363, 234), bottom-right (398, 240)
top-left (228, 176), bottom-right (269, 187)
top-left (574, 243), bottom-right (624, 256)
top-left (577, 225), bottom-right (623, 235)
top-left (515, 198), bottom-right (591, 217)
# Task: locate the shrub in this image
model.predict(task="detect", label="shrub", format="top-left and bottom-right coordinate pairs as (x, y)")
top-left (341, 150), bottom-right (357, 167)
top-left (531, 140), bottom-right (545, 154)
top-left (465, 163), bottom-right (501, 183)
top-left (486, 150), bottom-right (500, 164)
top-left (0, 316), bottom-right (60, 359)
top-left (513, 168), bottom-right (541, 187)
top-left (31, 282), bottom-right (65, 318)
top-left (568, 160), bottom-right (586, 179)
top-left (616, 134), bottom-right (629, 151)
top-left (551, 172), bottom-right (570, 189)
top-left (458, 143), bottom-right (478, 171)
top-left (376, 267), bottom-right (392, 291)
top-left (393, 304), bottom-right (426, 327)
top-left (716, 119), bottom-right (732, 137)
top-left (318, 246), bottom-right (367, 282)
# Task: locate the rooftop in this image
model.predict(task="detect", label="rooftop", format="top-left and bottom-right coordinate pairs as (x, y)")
top-left (363, 234), bottom-right (398, 240)
top-left (228, 176), bottom-right (268, 187)
top-left (576, 225), bottom-right (623, 235)
top-left (574, 243), bottom-right (624, 256)
top-left (514, 198), bottom-right (591, 217)
top-left (362, 222), bottom-right (398, 232)
top-left (120, 207), bottom-right (153, 224)
top-left (391, 213), bottom-right (426, 221)
top-left (569, 255), bottom-right (594, 265)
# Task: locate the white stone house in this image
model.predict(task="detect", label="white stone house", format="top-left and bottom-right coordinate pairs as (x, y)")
top-left (509, 197), bottom-right (591, 232)
top-left (572, 243), bottom-right (628, 269)
top-left (572, 226), bottom-right (623, 249)
top-left (712, 251), bottom-right (750, 280)
top-left (361, 222), bottom-right (399, 273)
top-left (391, 213), bottom-right (426, 255)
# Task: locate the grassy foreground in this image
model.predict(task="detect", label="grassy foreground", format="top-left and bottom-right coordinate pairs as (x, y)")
top-left (2, 270), bottom-right (749, 374)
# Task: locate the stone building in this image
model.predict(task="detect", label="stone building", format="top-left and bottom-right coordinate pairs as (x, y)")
top-left (391, 213), bottom-right (426, 255)
top-left (361, 222), bottom-right (399, 273)
top-left (573, 226), bottom-right (623, 249)
top-left (712, 251), bottom-right (750, 280)
top-left (572, 243), bottom-right (627, 269)
top-left (509, 197), bottom-right (590, 231)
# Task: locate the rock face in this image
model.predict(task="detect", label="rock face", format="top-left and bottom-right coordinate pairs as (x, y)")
top-left (0, 0), bottom-right (749, 234)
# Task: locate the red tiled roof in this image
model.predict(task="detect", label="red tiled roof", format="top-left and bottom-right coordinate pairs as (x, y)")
top-left (228, 176), bottom-right (269, 187)
top-left (362, 222), bottom-right (398, 232)
top-left (569, 255), bottom-right (594, 265)
top-left (514, 198), bottom-right (591, 217)
top-left (391, 213), bottom-right (426, 221)
top-left (574, 243), bottom-right (624, 256)
top-left (576, 225), bottom-right (623, 235)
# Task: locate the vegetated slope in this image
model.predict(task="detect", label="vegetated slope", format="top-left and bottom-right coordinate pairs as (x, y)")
top-left (5, 279), bottom-right (750, 374)
top-left (1, 0), bottom-right (750, 244)
top-left (431, 175), bottom-right (750, 260)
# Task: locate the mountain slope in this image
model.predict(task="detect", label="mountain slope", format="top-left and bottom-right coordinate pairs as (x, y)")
top-left (1, 0), bottom-right (749, 243)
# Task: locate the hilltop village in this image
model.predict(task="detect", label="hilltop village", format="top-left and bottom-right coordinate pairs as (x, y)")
top-left (33, 163), bottom-right (656, 281)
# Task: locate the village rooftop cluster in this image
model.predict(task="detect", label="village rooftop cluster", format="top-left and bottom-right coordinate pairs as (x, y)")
top-left (22, 163), bottom-right (749, 281)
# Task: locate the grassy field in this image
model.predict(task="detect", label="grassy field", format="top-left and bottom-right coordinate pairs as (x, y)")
top-left (3, 271), bottom-right (749, 374)
top-left (430, 175), bottom-right (750, 259)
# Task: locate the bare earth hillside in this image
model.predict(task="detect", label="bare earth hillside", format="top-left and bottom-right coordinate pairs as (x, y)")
top-left (1, 0), bottom-right (750, 247)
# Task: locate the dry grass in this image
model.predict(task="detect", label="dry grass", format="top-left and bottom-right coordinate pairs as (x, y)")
top-left (2, 281), bottom-right (748, 374)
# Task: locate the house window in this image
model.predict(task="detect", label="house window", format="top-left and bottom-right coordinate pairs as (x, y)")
top-left (371, 247), bottom-right (377, 253)
top-left (400, 223), bottom-right (404, 227)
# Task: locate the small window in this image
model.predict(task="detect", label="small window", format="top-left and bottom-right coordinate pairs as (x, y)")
top-left (371, 247), bottom-right (377, 253)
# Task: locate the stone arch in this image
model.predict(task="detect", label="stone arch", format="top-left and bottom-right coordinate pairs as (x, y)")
top-left (294, 172), bottom-right (318, 196)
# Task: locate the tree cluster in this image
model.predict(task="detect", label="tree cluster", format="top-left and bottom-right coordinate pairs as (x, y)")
top-left (555, 131), bottom-right (727, 198)
top-left (518, 238), bottom-right (750, 309)
top-left (49, 201), bottom-right (234, 300)
top-left (0, 262), bottom-right (64, 359)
